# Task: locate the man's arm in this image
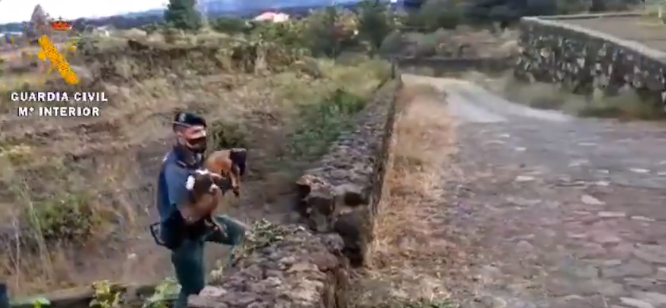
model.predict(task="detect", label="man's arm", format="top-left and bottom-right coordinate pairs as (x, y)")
top-left (163, 164), bottom-right (199, 223)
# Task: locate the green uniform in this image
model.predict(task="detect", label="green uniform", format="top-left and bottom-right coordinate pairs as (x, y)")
top-left (157, 144), bottom-right (246, 308)
top-left (171, 215), bottom-right (245, 308)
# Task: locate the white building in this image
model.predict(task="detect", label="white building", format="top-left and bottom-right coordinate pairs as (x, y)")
top-left (253, 12), bottom-right (290, 23)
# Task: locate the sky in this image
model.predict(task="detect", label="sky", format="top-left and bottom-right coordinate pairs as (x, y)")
top-left (0, 0), bottom-right (168, 24)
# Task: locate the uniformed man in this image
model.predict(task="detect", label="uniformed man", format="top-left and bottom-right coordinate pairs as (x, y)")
top-left (156, 111), bottom-right (246, 308)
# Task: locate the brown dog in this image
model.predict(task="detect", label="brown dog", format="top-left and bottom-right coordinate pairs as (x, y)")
top-left (204, 148), bottom-right (247, 197)
top-left (182, 148), bottom-right (248, 224)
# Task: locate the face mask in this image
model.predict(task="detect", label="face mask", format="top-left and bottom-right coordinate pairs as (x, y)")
top-left (186, 136), bottom-right (208, 153)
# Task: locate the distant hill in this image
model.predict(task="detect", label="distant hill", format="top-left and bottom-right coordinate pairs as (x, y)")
top-left (122, 9), bottom-right (164, 18)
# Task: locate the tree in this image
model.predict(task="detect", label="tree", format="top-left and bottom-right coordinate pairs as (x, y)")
top-left (302, 7), bottom-right (343, 57)
top-left (31, 4), bottom-right (48, 28)
top-left (26, 4), bottom-right (50, 41)
top-left (358, 1), bottom-right (395, 52)
top-left (164, 0), bottom-right (202, 30)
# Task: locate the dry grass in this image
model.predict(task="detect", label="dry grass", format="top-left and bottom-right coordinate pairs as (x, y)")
top-left (0, 32), bottom-right (390, 297)
top-left (350, 82), bottom-right (458, 308)
top-left (0, 37), bottom-right (75, 91)
top-left (463, 71), bottom-right (663, 120)
top-left (381, 26), bottom-right (518, 58)
top-left (644, 5), bottom-right (666, 25)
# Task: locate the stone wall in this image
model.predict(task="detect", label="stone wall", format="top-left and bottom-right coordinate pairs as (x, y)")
top-left (516, 13), bottom-right (666, 112)
top-left (189, 225), bottom-right (349, 308)
top-left (295, 80), bottom-right (401, 267)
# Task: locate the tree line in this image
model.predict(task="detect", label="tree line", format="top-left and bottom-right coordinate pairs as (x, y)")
top-left (0, 0), bottom-right (642, 36)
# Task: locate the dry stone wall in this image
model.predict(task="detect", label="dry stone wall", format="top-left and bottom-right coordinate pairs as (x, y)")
top-left (191, 78), bottom-right (404, 307)
top-left (516, 13), bottom-right (666, 114)
top-left (189, 225), bottom-right (349, 308)
top-left (295, 80), bottom-right (401, 267)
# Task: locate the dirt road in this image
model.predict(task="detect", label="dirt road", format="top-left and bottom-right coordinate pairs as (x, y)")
top-left (403, 75), bottom-right (666, 308)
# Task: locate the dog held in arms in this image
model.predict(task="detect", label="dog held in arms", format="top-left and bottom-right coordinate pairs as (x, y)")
top-left (183, 148), bottom-right (248, 230)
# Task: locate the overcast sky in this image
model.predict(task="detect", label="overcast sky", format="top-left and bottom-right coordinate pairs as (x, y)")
top-left (0, 0), bottom-right (167, 23)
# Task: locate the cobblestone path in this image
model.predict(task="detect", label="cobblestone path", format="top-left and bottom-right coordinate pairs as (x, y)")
top-left (404, 75), bottom-right (666, 308)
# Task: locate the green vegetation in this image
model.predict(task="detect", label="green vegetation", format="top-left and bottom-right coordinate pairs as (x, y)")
top-left (402, 0), bottom-right (464, 31)
top-left (142, 278), bottom-right (180, 308)
top-left (1, 0), bottom-right (644, 35)
top-left (164, 0), bottom-right (202, 30)
top-left (288, 89), bottom-right (367, 159)
top-left (89, 281), bottom-right (122, 308)
top-left (23, 192), bottom-right (102, 243)
top-left (9, 296), bottom-right (49, 308)
top-left (209, 17), bottom-right (253, 34)
top-left (0, 0), bottom-right (394, 296)
top-left (208, 122), bottom-right (249, 149)
top-left (357, 1), bottom-right (396, 52)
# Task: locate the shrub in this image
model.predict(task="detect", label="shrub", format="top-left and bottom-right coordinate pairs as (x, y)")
top-left (300, 7), bottom-right (347, 57)
top-left (422, 0), bottom-right (463, 30)
top-left (211, 17), bottom-right (251, 34)
top-left (379, 31), bottom-right (408, 55)
top-left (401, 0), bottom-right (463, 31)
top-left (23, 192), bottom-right (102, 244)
top-left (208, 122), bottom-right (249, 149)
top-left (288, 89), bottom-right (366, 159)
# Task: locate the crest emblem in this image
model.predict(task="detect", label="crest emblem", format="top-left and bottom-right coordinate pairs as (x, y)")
top-left (50, 18), bottom-right (73, 31)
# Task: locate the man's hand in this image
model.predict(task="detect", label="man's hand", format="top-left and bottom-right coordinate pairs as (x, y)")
top-left (205, 217), bottom-right (226, 232)
top-left (210, 173), bottom-right (237, 196)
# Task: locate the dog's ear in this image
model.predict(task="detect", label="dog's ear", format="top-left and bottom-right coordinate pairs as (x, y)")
top-left (229, 148), bottom-right (247, 176)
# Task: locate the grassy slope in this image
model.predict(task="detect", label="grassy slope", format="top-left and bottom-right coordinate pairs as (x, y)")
top-left (0, 31), bottom-right (390, 296)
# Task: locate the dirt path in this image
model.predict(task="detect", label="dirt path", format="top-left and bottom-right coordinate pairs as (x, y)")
top-left (403, 75), bottom-right (666, 308)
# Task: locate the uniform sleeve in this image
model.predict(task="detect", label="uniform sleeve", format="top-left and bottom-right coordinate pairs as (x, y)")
top-left (163, 164), bottom-right (189, 210)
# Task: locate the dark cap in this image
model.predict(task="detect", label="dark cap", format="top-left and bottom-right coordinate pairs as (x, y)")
top-left (173, 111), bottom-right (207, 128)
